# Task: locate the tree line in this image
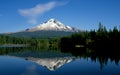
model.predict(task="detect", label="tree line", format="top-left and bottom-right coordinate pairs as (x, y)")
top-left (60, 22), bottom-right (120, 52)
top-left (0, 35), bottom-right (59, 49)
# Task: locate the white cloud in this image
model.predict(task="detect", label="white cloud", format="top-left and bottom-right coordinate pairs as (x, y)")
top-left (18, 1), bottom-right (67, 24)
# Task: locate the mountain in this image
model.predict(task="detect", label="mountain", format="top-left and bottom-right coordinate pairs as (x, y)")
top-left (25, 18), bottom-right (80, 32)
top-left (3, 19), bottom-right (81, 38)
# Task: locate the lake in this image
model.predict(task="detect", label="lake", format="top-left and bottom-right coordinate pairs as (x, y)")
top-left (0, 47), bottom-right (120, 75)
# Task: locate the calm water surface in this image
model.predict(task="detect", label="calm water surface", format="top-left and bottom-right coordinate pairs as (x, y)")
top-left (0, 47), bottom-right (120, 75)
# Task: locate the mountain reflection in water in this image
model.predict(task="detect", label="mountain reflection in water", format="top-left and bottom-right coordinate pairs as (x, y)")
top-left (7, 49), bottom-right (75, 71)
top-left (0, 47), bottom-right (120, 75)
top-left (26, 57), bottom-right (75, 71)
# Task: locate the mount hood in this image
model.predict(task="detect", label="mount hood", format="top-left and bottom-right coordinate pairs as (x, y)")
top-left (25, 19), bottom-right (80, 32)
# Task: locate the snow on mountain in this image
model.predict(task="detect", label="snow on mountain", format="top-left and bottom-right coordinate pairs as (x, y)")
top-left (26, 19), bottom-right (80, 32)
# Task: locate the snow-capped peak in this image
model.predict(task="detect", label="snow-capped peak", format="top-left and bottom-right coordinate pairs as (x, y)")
top-left (26, 18), bottom-right (80, 32)
top-left (47, 18), bottom-right (56, 23)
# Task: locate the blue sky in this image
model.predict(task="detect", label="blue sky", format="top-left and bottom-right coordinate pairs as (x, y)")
top-left (0, 0), bottom-right (120, 33)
